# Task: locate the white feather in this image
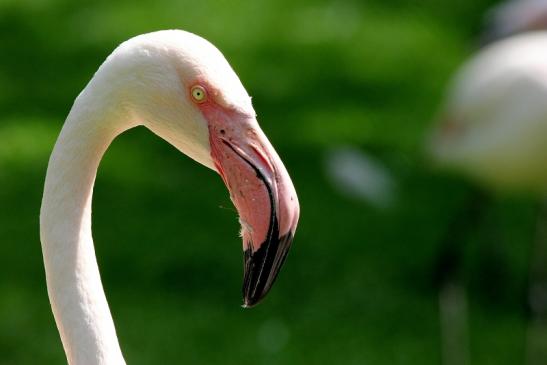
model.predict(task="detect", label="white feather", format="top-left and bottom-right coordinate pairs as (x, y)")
top-left (40, 30), bottom-right (254, 365)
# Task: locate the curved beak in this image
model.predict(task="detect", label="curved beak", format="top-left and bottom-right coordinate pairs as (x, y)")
top-left (208, 111), bottom-right (300, 307)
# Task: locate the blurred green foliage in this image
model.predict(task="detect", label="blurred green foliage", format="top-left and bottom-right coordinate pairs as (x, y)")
top-left (0, 0), bottom-right (539, 364)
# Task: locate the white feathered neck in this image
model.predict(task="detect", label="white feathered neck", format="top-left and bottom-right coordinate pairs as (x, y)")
top-left (40, 30), bottom-right (254, 365)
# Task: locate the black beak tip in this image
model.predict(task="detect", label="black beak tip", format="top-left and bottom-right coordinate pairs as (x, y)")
top-left (241, 232), bottom-right (294, 308)
top-left (241, 280), bottom-right (272, 309)
top-left (242, 296), bottom-right (261, 309)
top-left (241, 277), bottom-right (274, 308)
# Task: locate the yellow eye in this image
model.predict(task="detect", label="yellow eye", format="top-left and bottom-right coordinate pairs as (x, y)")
top-left (191, 85), bottom-right (207, 102)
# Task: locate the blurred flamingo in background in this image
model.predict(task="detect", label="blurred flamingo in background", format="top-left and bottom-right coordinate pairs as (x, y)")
top-left (429, 33), bottom-right (547, 192)
top-left (39, 30), bottom-right (300, 365)
top-left (429, 30), bottom-right (547, 365)
top-left (482, 0), bottom-right (547, 43)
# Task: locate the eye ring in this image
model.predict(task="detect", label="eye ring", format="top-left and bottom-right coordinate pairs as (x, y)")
top-left (191, 85), bottom-right (207, 103)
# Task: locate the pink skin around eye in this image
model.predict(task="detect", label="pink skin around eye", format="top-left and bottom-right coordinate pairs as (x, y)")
top-left (186, 81), bottom-right (300, 306)
top-left (187, 83), bottom-right (299, 252)
top-left (188, 84), bottom-right (273, 250)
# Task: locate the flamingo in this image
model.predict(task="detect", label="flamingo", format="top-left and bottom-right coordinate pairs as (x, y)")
top-left (39, 30), bottom-right (300, 365)
top-left (428, 31), bottom-right (547, 365)
top-left (482, 0), bottom-right (547, 43)
top-left (429, 32), bottom-right (547, 193)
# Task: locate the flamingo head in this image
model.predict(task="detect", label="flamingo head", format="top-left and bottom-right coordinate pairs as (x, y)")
top-left (112, 30), bottom-right (300, 307)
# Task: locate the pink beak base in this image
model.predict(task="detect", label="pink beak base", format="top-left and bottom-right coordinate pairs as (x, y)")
top-left (202, 104), bottom-right (299, 307)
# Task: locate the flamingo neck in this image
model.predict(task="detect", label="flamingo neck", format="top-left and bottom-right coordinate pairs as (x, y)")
top-left (40, 83), bottom-right (134, 365)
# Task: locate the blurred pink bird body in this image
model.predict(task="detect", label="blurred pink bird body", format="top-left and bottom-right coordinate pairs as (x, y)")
top-left (485, 0), bottom-right (547, 41)
top-left (430, 32), bottom-right (547, 193)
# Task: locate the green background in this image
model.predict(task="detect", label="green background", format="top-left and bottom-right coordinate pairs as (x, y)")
top-left (0, 0), bottom-right (540, 364)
